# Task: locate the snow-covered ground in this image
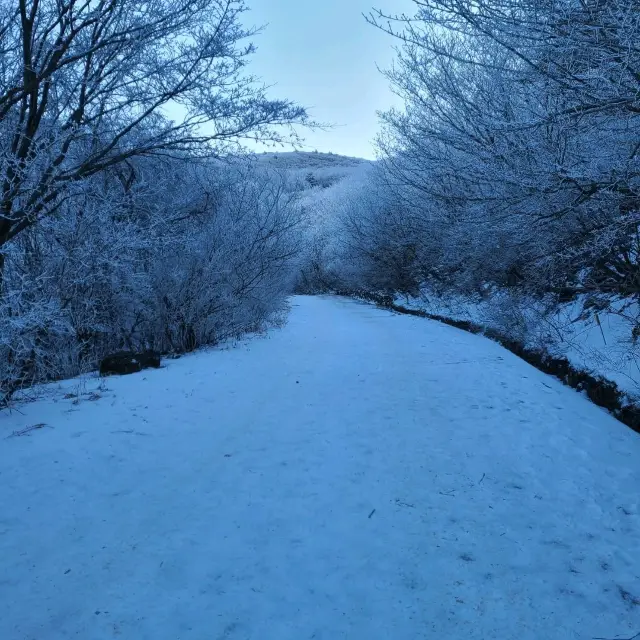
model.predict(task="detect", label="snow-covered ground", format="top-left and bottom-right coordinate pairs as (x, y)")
top-left (398, 289), bottom-right (640, 399)
top-left (1, 296), bottom-right (639, 640)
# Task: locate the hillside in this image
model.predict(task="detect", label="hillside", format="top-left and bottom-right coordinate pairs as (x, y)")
top-left (256, 151), bottom-right (373, 204)
top-left (256, 150), bottom-right (367, 170)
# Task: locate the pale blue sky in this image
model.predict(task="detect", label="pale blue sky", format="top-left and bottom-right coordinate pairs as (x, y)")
top-left (245, 0), bottom-right (414, 159)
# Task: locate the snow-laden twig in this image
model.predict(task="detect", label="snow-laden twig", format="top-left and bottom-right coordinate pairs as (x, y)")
top-left (593, 632), bottom-right (640, 640)
top-left (6, 423), bottom-right (52, 438)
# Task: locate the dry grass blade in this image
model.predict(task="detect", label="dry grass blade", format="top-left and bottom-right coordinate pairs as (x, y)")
top-left (6, 423), bottom-right (52, 438)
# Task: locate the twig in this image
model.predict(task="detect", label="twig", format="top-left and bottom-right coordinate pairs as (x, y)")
top-left (594, 312), bottom-right (607, 346)
top-left (6, 423), bottom-right (52, 438)
top-left (4, 403), bottom-right (27, 416)
top-left (593, 632), bottom-right (640, 640)
top-left (368, 509), bottom-right (376, 519)
top-left (478, 473), bottom-right (486, 484)
top-left (111, 429), bottom-right (150, 436)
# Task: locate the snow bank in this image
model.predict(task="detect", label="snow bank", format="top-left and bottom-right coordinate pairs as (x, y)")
top-left (396, 289), bottom-right (640, 401)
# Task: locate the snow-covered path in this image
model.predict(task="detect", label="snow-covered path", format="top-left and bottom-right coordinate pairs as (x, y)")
top-left (1, 296), bottom-right (639, 640)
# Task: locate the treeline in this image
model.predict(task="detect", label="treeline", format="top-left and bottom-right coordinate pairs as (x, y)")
top-left (0, 0), bottom-right (307, 404)
top-left (301, 0), bottom-right (640, 311)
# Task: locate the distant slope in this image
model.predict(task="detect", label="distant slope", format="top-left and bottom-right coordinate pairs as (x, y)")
top-left (255, 150), bottom-right (368, 171)
top-left (255, 151), bottom-right (374, 204)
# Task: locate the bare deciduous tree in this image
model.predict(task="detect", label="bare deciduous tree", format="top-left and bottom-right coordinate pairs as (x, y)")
top-left (358, 0), bottom-right (640, 297)
top-left (0, 0), bottom-right (307, 268)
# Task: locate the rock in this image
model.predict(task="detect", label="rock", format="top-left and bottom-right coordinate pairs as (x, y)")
top-left (138, 351), bottom-right (161, 369)
top-left (99, 351), bottom-right (161, 376)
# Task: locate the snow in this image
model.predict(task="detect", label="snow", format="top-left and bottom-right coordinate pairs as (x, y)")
top-left (254, 151), bottom-right (374, 211)
top-left (545, 298), bottom-right (640, 396)
top-left (398, 289), bottom-right (640, 399)
top-left (1, 295), bottom-right (639, 640)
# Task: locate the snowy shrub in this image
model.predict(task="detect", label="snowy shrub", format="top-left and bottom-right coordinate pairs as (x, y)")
top-left (0, 159), bottom-right (305, 405)
top-left (0, 0), bottom-right (309, 405)
top-left (346, 0), bottom-right (640, 303)
top-left (481, 293), bottom-right (553, 349)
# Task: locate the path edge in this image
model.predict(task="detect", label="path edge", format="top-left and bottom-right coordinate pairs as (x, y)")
top-left (335, 289), bottom-right (640, 436)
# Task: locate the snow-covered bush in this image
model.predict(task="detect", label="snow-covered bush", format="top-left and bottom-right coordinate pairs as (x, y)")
top-left (0, 159), bottom-right (305, 405)
top-left (355, 0), bottom-right (640, 302)
top-left (0, 0), bottom-right (308, 405)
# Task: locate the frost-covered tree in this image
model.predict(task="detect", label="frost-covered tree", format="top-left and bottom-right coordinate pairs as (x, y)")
top-left (0, 157), bottom-right (306, 403)
top-left (0, 0), bottom-right (307, 277)
top-left (358, 0), bottom-right (640, 297)
top-left (0, 0), bottom-right (309, 404)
